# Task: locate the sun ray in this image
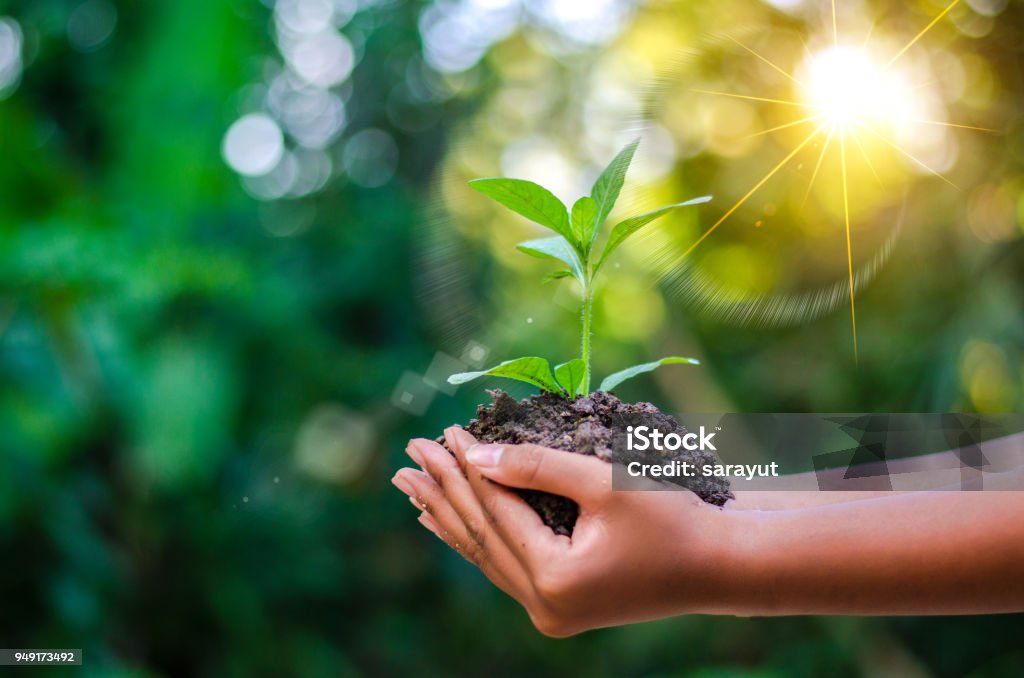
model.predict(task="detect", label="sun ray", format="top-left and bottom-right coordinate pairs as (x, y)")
top-left (831, 0), bottom-right (838, 46)
top-left (685, 0), bottom-right (989, 361)
top-left (861, 22), bottom-right (876, 48)
top-left (690, 89), bottom-right (811, 108)
top-left (885, 0), bottom-right (961, 68)
top-left (746, 114), bottom-right (823, 139)
top-left (670, 123), bottom-right (826, 265)
top-left (839, 129), bottom-right (859, 363)
top-left (910, 119), bottom-right (998, 133)
top-left (727, 35), bottom-right (805, 87)
top-left (798, 35), bottom-right (815, 63)
top-left (849, 129), bottom-right (883, 186)
top-left (856, 120), bottom-right (959, 189)
top-left (802, 125), bottom-right (835, 206)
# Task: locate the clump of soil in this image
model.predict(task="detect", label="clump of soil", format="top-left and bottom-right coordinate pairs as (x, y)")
top-left (442, 389), bottom-right (733, 536)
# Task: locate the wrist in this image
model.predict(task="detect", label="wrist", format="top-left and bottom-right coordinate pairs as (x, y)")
top-left (688, 505), bottom-right (779, 617)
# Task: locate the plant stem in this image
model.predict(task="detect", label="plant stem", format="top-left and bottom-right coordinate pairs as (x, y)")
top-left (579, 271), bottom-right (593, 395)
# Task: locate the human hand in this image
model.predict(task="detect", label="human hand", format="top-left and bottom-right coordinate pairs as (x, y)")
top-left (391, 427), bottom-right (756, 636)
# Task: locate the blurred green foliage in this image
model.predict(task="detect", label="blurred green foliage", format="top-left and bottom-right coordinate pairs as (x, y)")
top-left (1, 0), bottom-right (1022, 676)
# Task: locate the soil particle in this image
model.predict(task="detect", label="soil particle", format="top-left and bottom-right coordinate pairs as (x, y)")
top-left (441, 390), bottom-right (733, 536)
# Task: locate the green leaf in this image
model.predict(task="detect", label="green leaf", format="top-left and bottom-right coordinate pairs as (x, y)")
top-left (516, 236), bottom-right (584, 282)
top-left (594, 195), bottom-right (712, 273)
top-left (554, 359), bottom-right (587, 396)
top-left (448, 357), bottom-right (563, 394)
top-left (599, 356), bottom-right (701, 393)
top-left (543, 269), bottom-right (574, 283)
top-left (589, 138), bottom-right (640, 243)
top-left (570, 196), bottom-right (597, 246)
top-left (469, 178), bottom-right (574, 243)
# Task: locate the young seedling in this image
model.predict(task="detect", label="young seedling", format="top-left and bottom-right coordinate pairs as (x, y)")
top-left (448, 139), bottom-right (711, 397)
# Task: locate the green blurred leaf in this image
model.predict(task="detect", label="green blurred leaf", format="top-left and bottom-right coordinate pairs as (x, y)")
top-left (570, 196), bottom-right (597, 246)
top-left (554, 359), bottom-right (587, 396)
top-left (448, 356), bottom-right (563, 393)
top-left (517, 236), bottom-right (584, 282)
top-left (543, 269), bottom-right (574, 283)
top-left (595, 196), bottom-right (712, 272)
top-left (132, 338), bottom-right (236, 487)
top-left (599, 356), bottom-right (700, 392)
top-left (589, 138), bottom-right (639, 242)
top-left (469, 178), bottom-right (574, 244)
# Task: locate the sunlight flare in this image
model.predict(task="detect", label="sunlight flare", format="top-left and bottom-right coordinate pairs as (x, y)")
top-left (800, 46), bottom-right (921, 132)
top-left (680, 0), bottom-right (987, 359)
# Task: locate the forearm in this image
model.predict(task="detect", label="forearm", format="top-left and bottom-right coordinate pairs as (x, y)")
top-left (729, 489), bottom-right (901, 509)
top-left (723, 484), bottom-right (1024, 616)
top-left (728, 431), bottom-right (1024, 510)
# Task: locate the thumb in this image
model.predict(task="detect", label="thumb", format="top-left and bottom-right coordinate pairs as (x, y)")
top-left (465, 442), bottom-right (609, 500)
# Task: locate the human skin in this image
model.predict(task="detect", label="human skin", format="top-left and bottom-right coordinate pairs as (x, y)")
top-left (391, 428), bottom-right (1024, 637)
top-left (733, 431), bottom-right (1024, 508)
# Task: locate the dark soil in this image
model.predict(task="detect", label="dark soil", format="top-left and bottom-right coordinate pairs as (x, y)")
top-left (442, 390), bottom-right (733, 536)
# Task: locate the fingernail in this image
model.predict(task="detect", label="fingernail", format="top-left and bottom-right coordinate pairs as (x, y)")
top-left (444, 426), bottom-right (475, 448)
top-left (466, 444), bottom-right (502, 468)
top-left (406, 441), bottom-right (426, 466)
top-left (391, 474), bottom-right (415, 497)
top-left (418, 513), bottom-right (441, 537)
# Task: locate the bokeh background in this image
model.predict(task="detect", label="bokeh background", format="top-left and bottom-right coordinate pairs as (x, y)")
top-left (2, 0), bottom-right (1023, 675)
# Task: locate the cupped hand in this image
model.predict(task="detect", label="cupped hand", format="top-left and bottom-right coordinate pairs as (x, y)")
top-left (391, 428), bottom-right (756, 636)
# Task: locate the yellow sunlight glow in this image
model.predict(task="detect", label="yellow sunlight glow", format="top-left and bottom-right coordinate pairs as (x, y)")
top-left (801, 46), bottom-right (918, 131)
top-left (676, 0), bottom-right (979, 363)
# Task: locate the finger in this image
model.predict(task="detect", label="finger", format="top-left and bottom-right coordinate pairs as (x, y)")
top-left (404, 440), bottom-right (427, 471)
top-left (393, 468), bottom-right (473, 550)
top-left (418, 513), bottom-right (517, 597)
top-left (415, 509), bottom-right (478, 564)
top-left (453, 438), bottom-right (611, 501)
top-left (443, 426), bottom-right (479, 474)
top-left (418, 511), bottom-right (442, 537)
top-left (395, 468), bottom-right (508, 577)
top-left (409, 437), bottom-right (495, 551)
top-left (410, 438), bottom-right (524, 571)
top-left (408, 440), bottom-right (542, 594)
top-left (394, 466), bottom-right (529, 598)
top-left (444, 427), bottom-right (568, 563)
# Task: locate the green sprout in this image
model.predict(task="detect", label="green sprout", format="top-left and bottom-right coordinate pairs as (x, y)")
top-left (448, 139), bottom-right (711, 397)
